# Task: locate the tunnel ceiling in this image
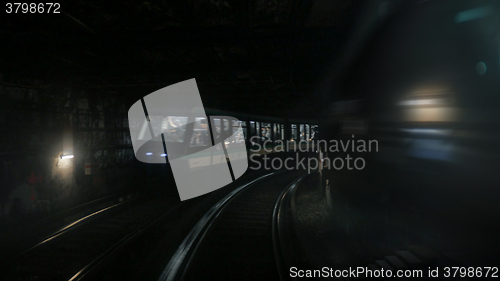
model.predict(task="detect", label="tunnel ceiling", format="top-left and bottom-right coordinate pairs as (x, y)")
top-left (1, 0), bottom-right (363, 118)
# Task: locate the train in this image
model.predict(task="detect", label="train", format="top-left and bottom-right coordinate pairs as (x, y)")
top-left (127, 106), bottom-right (319, 162)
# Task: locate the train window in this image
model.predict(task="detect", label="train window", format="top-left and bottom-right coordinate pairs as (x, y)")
top-left (261, 122), bottom-right (271, 141)
top-left (223, 119), bottom-right (230, 136)
top-left (231, 120), bottom-right (245, 143)
top-left (255, 122), bottom-right (261, 143)
top-left (280, 124), bottom-right (284, 140)
top-left (273, 123), bottom-right (281, 140)
top-left (300, 124), bottom-right (305, 141)
top-left (311, 125), bottom-right (318, 140)
top-left (231, 120), bottom-right (240, 134)
top-left (241, 121), bottom-right (247, 140)
top-left (190, 117), bottom-right (210, 147)
top-left (250, 121), bottom-right (256, 137)
top-left (305, 124), bottom-right (310, 140)
top-left (211, 118), bottom-right (222, 142)
top-left (291, 124), bottom-right (297, 141)
top-left (145, 116), bottom-right (188, 142)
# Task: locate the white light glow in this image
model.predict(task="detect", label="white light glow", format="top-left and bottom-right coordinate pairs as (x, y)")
top-left (401, 128), bottom-right (450, 135)
top-left (146, 152), bottom-right (153, 156)
top-left (61, 154), bottom-right (74, 159)
top-left (160, 153), bottom-right (167, 157)
top-left (398, 99), bottom-right (442, 106)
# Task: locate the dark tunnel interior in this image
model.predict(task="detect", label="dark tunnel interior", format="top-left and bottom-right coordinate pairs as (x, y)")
top-left (1, 1), bottom-right (500, 280)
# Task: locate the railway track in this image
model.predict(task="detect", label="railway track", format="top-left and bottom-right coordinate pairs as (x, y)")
top-left (4, 196), bottom-right (181, 281)
top-left (3, 170), bottom-right (311, 281)
top-left (159, 170), bottom-right (308, 281)
top-left (0, 189), bottom-right (142, 256)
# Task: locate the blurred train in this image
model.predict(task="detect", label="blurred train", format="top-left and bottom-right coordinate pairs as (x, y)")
top-left (317, 0), bottom-right (500, 265)
top-left (321, 0), bottom-right (500, 185)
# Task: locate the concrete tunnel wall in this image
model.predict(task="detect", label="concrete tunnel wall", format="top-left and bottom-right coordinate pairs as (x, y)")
top-left (0, 78), bottom-right (140, 220)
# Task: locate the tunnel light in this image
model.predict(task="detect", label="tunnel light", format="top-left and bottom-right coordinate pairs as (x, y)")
top-left (398, 99), bottom-right (442, 106)
top-left (160, 153), bottom-right (167, 157)
top-left (60, 154), bottom-right (74, 159)
top-left (401, 128), bottom-right (450, 135)
top-left (455, 6), bottom-right (494, 23)
top-left (146, 152), bottom-right (153, 156)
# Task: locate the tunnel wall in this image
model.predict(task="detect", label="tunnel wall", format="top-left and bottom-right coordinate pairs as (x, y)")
top-left (0, 78), bottom-right (137, 220)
